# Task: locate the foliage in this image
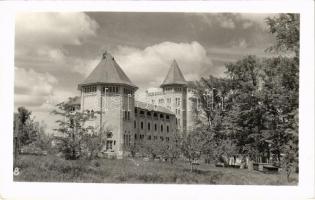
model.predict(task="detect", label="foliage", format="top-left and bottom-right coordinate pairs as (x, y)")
top-left (51, 98), bottom-right (105, 160)
top-left (181, 128), bottom-right (206, 171)
top-left (16, 107), bottom-right (35, 146)
top-left (192, 14), bottom-right (299, 181)
top-left (265, 13), bottom-right (300, 56)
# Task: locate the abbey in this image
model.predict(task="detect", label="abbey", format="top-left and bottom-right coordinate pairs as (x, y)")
top-left (75, 52), bottom-right (196, 158)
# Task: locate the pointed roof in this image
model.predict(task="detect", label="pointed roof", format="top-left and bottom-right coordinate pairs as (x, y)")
top-left (161, 59), bottom-right (187, 87)
top-left (78, 52), bottom-right (137, 89)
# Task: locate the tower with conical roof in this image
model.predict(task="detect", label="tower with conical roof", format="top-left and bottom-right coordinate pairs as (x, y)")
top-left (161, 60), bottom-right (188, 133)
top-left (78, 51), bottom-right (138, 158)
top-left (145, 59), bottom-right (188, 134)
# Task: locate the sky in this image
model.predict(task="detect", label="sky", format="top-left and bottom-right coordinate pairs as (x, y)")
top-left (14, 12), bottom-right (278, 131)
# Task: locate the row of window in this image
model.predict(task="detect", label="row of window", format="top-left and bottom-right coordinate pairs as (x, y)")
top-left (123, 111), bottom-right (131, 120)
top-left (134, 134), bottom-right (170, 142)
top-left (163, 87), bottom-right (184, 93)
top-left (102, 86), bottom-right (119, 93)
top-left (153, 98), bottom-right (181, 106)
top-left (84, 85), bottom-right (134, 95)
top-left (135, 121), bottom-right (170, 133)
top-left (135, 108), bottom-right (170, 120)
top-left (83, 86), bottom-right (97, 93)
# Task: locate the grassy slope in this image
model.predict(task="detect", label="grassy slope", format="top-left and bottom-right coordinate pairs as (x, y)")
top-left (14, 155), bottom-right (298, 185)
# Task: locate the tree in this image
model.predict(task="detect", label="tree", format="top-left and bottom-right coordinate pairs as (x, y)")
top-left (265, 14), bottom-right (300, 57)
top-left (51, 99), bottom-right (100, 160)
top-left (264, 13), bottom-right (299, 181)
top-left (181, 129), bottom-right (206, 172)
top-left (16, 107), bottom-right (33, 146)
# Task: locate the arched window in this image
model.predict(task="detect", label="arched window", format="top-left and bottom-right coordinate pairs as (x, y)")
top-left (161, 125), bottom-right (163, 132)
top-left (141, 121), bottom-right (144, 129)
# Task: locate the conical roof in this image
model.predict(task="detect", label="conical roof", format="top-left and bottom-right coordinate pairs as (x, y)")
top-left (161, 59), bottom-right (187, 87)
top-left (78, 52), bottom-right (137, 89)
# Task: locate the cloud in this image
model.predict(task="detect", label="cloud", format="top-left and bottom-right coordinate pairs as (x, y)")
top-left (15, 12), bottom-right (99, 48)
top-left (109, 41), bottom-right (212, 89)
top-left (14, 67), bottom-right (58, 107)
top-left (15, 12), bottom-right (100, 76)
top-left (239, 13), bottom-right (279, 29)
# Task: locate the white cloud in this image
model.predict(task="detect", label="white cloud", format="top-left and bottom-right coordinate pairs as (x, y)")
top-left (110, 41), bottom-right (212, 89)
top-left (14, 67), bottom-right (58, 107)
top-left (15, 12), bottom-right (100, 75)
top-left (15, 12), bottom-right (99, 48)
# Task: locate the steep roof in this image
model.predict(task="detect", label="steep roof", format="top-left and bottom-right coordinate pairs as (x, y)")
top-left (78, 52), bottom-right (137, 89)
top-left (161, 59), bottom-right (187, 87)
top-left (135, 101), bottom-right (174, 115)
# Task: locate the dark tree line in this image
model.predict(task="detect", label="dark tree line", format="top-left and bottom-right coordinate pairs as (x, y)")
top-left (188, 14), bottom-right (299, 180)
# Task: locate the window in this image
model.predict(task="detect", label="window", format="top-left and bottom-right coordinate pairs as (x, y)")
top-left (152, 100), bottom-right (155, 104)
top-left (153, 113), bottom-right (158, 118)
top-left (148, 123), bottom-right (151, 130)
top-left (134, 121), bottom-right (136, 129)
top-left (166, 115), bottom-right (170, 120)
top-left (147, 112), bottom-right (151, 117)
top-left (154, 124), bottom-right (157, 131)
top-left (161, 125), bottom-right (163, 132)
top-left (167, 126), bottom-right (169, 133)
top-left (123, 88), bottom-right (133, 95)
top-left (158, 99), bottom-right (164, 104)
top-left (166, 137), bottom-right (169, 142)
top-left (84, 85), bottom-right (97, 93)
top-left (160, 136), bottom-right (164, 141)
top-left (106, 140), bottom-right (113, 150)
top-left (175, 98), bottom-right (181, 106)
top-left (124, 111), bottom-right (127, 120)
top-left (167, 98), bottom-right (171, 103)
top-left (141, 122), bottom-right (143, 130)
top-left (135, 134), bottom-right (138, 140)
top-left (127, 111), bottom-right (130, 120)
top-left (148, 135), bottom-right (151, 140)
top-left (154, 136), bottom-right (157, 140)
top-left (160, 114), bottom-right (164, 119)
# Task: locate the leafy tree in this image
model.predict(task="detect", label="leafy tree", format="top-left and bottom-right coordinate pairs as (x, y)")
top-left (266, 13), bottom-right (300, 57)
top-left (51, 98), bottom-right (100, 160)
top-left (181, 128), bottom-right (206, 172)
top-left (264, 13), bottom-right (299, 180)
top-left (16, 107), bottom-right (33, 146)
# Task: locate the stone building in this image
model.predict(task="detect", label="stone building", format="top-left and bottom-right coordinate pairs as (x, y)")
top-left (75, 52), bottom-right (196, 158)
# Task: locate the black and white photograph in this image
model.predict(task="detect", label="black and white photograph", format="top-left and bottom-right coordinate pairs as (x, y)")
top-left (0, 1), bottom-right (314, 200)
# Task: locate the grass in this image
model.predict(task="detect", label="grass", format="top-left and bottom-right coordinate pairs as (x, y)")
top-left (13, 154), bottom-right (298, 185)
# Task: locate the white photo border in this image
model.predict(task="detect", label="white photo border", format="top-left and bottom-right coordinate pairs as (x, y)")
top-left (0, 1), bottom-right (314, 200)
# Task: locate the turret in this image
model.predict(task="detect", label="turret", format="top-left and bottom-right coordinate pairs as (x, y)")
top-left (78, 51), bottom-right (138, 158)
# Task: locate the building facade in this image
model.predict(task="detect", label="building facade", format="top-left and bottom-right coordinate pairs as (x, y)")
top-left (76, 52), bottom-right (196, 158)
